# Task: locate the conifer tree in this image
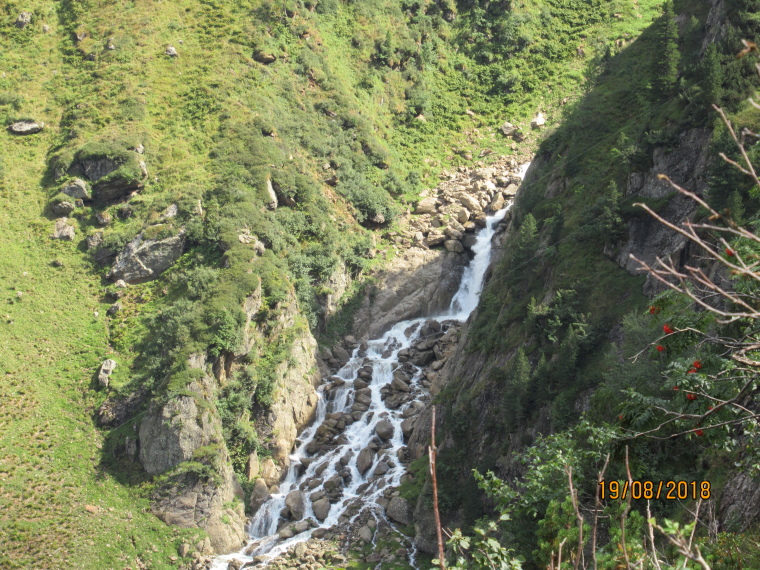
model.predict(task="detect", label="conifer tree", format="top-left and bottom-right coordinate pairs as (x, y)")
top-left (654, 0), bottom-right (680, 98)
top-left (701, 43), bottom-right (723, 106)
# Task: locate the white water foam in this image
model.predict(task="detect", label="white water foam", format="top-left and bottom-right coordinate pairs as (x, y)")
top-left (212, 203), bottom-right (512, 569)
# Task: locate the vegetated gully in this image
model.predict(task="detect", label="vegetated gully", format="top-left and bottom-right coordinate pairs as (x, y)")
top-left (214, 193), bottom-right (519, 569)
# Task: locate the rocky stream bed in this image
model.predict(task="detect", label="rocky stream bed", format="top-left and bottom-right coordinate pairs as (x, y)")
top-left (196, 162), bottom-right (529, 570)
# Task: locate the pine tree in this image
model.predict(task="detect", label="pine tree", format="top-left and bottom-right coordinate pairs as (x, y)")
top-left (654, 0), bottom-right (680, 98)
top-left (503, 348), bottom-right (531, 430)
top-left (701, 43), bottom-right (723, 107)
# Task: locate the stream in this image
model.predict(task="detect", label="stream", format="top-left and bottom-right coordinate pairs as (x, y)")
top-left (212, 199), bottom-right (514, 569)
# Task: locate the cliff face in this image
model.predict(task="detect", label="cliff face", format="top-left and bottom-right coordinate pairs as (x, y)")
top-left (615, 128), bottom-right (712, 295)
top-left (133, 281), bottom-right (320, 554)
top-left (405, 0), bottom-right (760, 552)
top-left (353, 248), bottom-right (468, 339)
top-left (137, 360), bottom-right (247, 553)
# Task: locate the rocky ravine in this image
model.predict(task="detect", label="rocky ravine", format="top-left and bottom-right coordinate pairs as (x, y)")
top-left (353, 156), bottom-right (526, 340)
top-left (206, 159), bottom-right (527, 570)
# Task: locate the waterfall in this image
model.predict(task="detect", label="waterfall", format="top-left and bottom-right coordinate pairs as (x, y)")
top-left (212, 199), bottom-right (515, 569)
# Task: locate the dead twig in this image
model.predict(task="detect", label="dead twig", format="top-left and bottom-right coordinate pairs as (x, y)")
top-left (429, 406), bottom-right (446, 569)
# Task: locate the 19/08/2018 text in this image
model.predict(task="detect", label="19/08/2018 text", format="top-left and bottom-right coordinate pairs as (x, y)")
top-left (598, 480), bottom-right (711, 500)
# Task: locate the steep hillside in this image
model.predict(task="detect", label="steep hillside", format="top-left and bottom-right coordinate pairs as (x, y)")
top-left (411, 0), bottom-right (760, 566)
top-left (0, 0), bottom-right (736, 568)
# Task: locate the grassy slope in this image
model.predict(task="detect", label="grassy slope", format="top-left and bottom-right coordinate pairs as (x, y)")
top-left (0, 8), bottom-right (201, 570)
top-left (0, 0), bottom-right (679, 567)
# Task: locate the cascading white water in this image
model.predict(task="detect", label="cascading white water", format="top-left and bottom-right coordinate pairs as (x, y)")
top-left (212, 173), bottom-right (525, 568)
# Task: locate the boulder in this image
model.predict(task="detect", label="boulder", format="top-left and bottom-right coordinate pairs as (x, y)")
top-left (52, 218), bottom-right (75, 240)
top-left (312, 497), bottom-right (331, 521)
top-left (97, 359), bottom-right (117, 388)
top-left (86, 232), bottom-right (103, 250)
top-left (461, 234), bottom-right (478, 250)
top-left (424, 233), bottom-right (446, 247)
top-left (63, 179), bottom-right (90, 201)
top-left (488, 192), bottom-right (506, 212)
top-left (52, 201), bottom-right (75, 216)
top-left (414, 197), bottom-right (437, 215)
top-left (444, 227), bottom-right (463, 240)
top-left (358, 525), bottom-right (374, 543)
top-left (332, 345), bottom-right (351, 365)
top-left (499, 121), bottom-right (516, 137)
top-left (531, 112), bottom-right (546, 129)
top-left (444, 240), bottom-right (464, 253)
top-left (400, 418), bottom-right (416, 439)
top-left (503, 183), bottom-right (520, 197)
top-left (9, 120), bottom-right (44, 135)
top-left (456, 193), bottom-right (481, 212)
top-left (410, 350), bottom-right (435, 367)
top-left (457, 208), bottom-right (470, 224)
top-left (249, 478), bottom-right (271, 514)
top-left (386, 496), bottom-right (412, 525)
top-left (285, 490), bottom-right (306, 520)
top-left (357, 447), bottom-right (375, 475)
top-left (265, 178), bottom-right (277, 210)
top-left (375, 420), bottom-right (394, 441)
top-left (95, 211), bottom-right (112, 226)
top-left (391, 375), bottom-right (411, 393)
top-left (15, 12), bottom-right (32, 28)
top-left (165, 45), bottom-right (178, 57)
top-left (245, 451), bottom-right (260, 481)
top-left (254, 51), bottom-right (277, 64)
top-left (109, 230), bottom-right (186, 284)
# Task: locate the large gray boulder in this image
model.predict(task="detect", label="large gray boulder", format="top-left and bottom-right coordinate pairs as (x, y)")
top-left (97, 359), bottom-right (117, 388)
top-left (444, 240), bottom-right (464, 253)
top-left (357, 447), bottom-right (375, 475)
top-left (414, 197), bottom-right (438, 215)
top-left (62, 179), bottom-right (91, 200)
top-left (375, 420), bottom-right (395, 441)
top-left (456, 193), bottom-right (481, 213)
top-left (9, 120), bottom-right (44, 135)
top-left (109, 230), bottom-right (185, 284)
top-left (15, 12), bottom-right (32, 28)
top-left (285, 490), bottom-right (306, 520)
top-left (249, 478), bottom-right (271, 514)
top-left (52, 218), bottom-right (75, 240)
top-left (312, 497), bottom-right (330, 521)
top-left (386, 496), bottom-right (412, 525)
top-left (52, 201), bottom-right (75, 216)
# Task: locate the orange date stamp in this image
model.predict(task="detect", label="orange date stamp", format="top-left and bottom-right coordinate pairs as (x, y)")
top-left (599, 480), bottom-right (711, 500)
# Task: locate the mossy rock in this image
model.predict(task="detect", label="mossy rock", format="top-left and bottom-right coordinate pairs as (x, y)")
top-left (68, 141), bottom-right (144, 203)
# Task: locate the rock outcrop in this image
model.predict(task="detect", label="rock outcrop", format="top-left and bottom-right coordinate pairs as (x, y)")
top-left (69, 145), bottom-right (145, 203)
top-left (140, 362), bottom-right (247, 554)
top-left (151, 460), bottom-right (247, 554)
top-left (615, 128), bottom-right (712, 295)
top-left (353, 247), bottom-right (467, 339)
top-left (109, 229), bottom-right (186, 283)
top-left (51, 218), bottom-right (75, 240)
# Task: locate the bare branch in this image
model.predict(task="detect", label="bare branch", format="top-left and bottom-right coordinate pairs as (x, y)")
top-left (429, 406), bottom-right (446, 569)
top-left (713, 104), bottom-right (760, 189)
top-left (592, 454), bottom-right (610, 570)
top-left (646, 501), bottom-right (664, 570)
